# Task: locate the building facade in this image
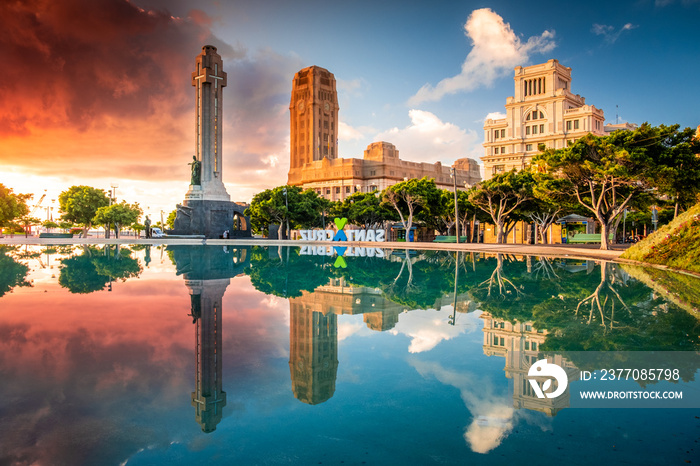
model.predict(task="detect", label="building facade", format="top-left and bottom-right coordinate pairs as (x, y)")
top-left (288, 66), bottom-right (481, 201)
top-left (482, 59), bottom-right (610, 179)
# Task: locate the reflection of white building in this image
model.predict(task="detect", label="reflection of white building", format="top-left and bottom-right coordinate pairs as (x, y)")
top-left (481, 312), bottom-right (578, 416)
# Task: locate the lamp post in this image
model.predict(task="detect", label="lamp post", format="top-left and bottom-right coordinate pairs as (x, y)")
top-left (282, 187), bottom-right (289, 240)
top-left (450, 167), bottom-right (459, 244)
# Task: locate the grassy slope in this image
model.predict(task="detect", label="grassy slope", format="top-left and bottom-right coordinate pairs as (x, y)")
top-left (621, 202), bottom-right (700, 274)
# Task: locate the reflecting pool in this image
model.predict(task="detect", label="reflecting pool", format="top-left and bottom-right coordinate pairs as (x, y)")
top-left (1, 244), bottom-right (699, 465)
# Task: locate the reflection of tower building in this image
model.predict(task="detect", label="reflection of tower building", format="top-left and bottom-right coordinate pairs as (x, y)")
top-left (481, 312), bottom-right (578, 416)
top-left (288, 301), bottom-right (338, 405)
top-left (286, 276), bottom-right (477, 404)
top-left (189, 279), bottom-right (229, 432)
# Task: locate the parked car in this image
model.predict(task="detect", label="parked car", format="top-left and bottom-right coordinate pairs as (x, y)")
top-left (151, 227), bottom-right (166, 238)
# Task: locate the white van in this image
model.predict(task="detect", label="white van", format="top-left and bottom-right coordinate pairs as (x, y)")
top-left (151, 227), bottom-right (165, 238)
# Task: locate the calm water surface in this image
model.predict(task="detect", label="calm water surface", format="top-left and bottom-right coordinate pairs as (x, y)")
top-left (1, 244), bottom-right (699, 465)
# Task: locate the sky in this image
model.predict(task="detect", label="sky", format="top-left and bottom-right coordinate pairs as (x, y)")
top-left (1, 0), bottom-right (699, 220)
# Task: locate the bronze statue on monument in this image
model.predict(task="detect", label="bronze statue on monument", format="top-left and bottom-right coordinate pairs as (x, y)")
top-left (189, 156), bottom-right (202, 186)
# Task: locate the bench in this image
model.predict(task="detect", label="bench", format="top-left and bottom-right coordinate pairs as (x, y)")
top-left (39, 233), bottom-right (74, 238)
top-left (433, 236), bottom-right (469, 243)
top-left (566, 233), bottom-right (616, 244)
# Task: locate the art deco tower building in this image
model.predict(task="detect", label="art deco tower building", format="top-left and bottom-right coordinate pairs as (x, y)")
top-left (288, 66), bottom-right (339, 184)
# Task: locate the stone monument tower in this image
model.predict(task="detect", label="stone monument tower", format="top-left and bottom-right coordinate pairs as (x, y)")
top-left (171, 45), bottom-right (252, 238)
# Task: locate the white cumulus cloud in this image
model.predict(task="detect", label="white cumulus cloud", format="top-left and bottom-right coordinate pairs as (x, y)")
top-left (373, 110), bottom-right (480, 164)
top-left (408, 8), bottom-right (556, 105)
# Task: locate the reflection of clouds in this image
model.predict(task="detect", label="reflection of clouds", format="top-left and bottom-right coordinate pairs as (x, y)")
top-left (337, 315), bottom-right (373, 342)
top-left (410, 359), bottom-right (515, 454)
top-left (390, 307), bottom-right (479, 353)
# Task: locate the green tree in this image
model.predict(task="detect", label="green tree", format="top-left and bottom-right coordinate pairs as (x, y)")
top-left (638, 124), bottom-right (700, 218)
top-left (331, 191), bottom-right (396, 229)
top-left (0, 184), bottom-right (31, 230)
top-left (17, 215), bottom-right (41, 237)
top-left (382, 177), bottom-right (441, 241)
top-left (42, 220), bottom-right (59, 232)
top-left (58, 186), bottom-right (110, 237)
top-left (469, 170), bottom-right (535, 243)
top-left (534, 125), bottom-right (685, 250)
top-left (245, 185), bottom-right (327, 238)
top-left (527, 173), bottom-right (580, 244)
top-left (93, 201), bottom-right (142, 238)
top-left (166, 209), bottom-right (177, 229)
top-left (58, 220), bottom-right (73, 232)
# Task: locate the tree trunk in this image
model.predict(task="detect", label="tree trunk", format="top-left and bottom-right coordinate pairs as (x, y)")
top-left (278, 222), bottom-right (284, 240)
top-left (496, 221), bottom-right (505, 244)
top-left (599, 221), bottom-right (611, 250)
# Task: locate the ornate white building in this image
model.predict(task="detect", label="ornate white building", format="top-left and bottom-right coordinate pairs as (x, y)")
top-left (482, 59), bottom-right (635, 179)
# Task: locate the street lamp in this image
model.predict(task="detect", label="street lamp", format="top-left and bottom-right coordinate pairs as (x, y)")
top-left (450, 167), bottom-right (459, 244)
top-left (110, 183), bottom-right (118, 204)
top-left (282, 187), bottom-right (289, 240)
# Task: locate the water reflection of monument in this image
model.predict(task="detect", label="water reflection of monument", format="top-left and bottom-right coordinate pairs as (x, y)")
top-left (481, 312), bottom-right (579, 416)
top-left (169, 245), bottom-right (250, 432)
top-left (288, 277), bottom-right (475, 404)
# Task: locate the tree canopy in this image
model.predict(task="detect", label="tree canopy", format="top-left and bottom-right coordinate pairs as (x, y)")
top-left (382, 177), bottom-right (441, 240)
top-left (58, 186), bottom-right (110, 237)
top-left (469, 170), bottom-right (535, 243)
top-left (0, 184), bottom-right (31, 230)
top-left (93, 201), bottom-right (142, 238)
top-left (245, 185), bottom-right (328, 238)
top-left (331, 191), bottom-right (396, 229)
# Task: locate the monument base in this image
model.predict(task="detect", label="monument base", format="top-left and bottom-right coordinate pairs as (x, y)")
top-left (170, 199), bottom-right (252, 239)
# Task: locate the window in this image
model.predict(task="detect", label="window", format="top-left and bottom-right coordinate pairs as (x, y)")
top-left (526, 113), bottom-right (531, 121)
top-left (574, 120), bottom-right (580, 130)
top-left (539, 111), bottom-right (544, 119)
top-left (345, 186), bottom-right (351, 193)
top-left (532, 342), bottom-right (538, 351)
top-left (494, 147), bottom-right (500, 154)
top-left (325, 188), bottom-right (330, 195)
top-left (525, 341), bottom-right (530, 350)
top-left (526, 144), bottom-right (533, 151)
top-left (526, 126), bottom-right (531, 135)
top-left (501, 146), bottom-right (506, 154)
top-left (493, 165), bottom-right (505, 174)
top-left (566, 121), bottom-right (572, 131)
top-left (532, 125), bottom-right (538, 135)
top-left (500, 129), bottom-right (505, 138)
top-left (335, 187), bottom-right (340, 194)
top-left (539, 124), bottom-right (544, 133)
top-left (494, 131), bottom-right (499, 140)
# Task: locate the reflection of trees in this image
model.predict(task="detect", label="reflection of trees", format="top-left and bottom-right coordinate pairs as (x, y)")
top-left (245, 246), bottom-right (332, 298)
top-left (336, 250), bottom-right (476, 311)
top-left (58, 245), bottom-right (142, 293)
top-left (472, 257), bottom-right (700, 353)
top-left (0, 246), bottom-right (31, 297)
top-left (476, 254), bottom-right (523, 300)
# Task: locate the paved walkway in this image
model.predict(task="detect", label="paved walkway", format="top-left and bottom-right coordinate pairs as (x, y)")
top-left (1, 236), bottom-right (629, 261)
